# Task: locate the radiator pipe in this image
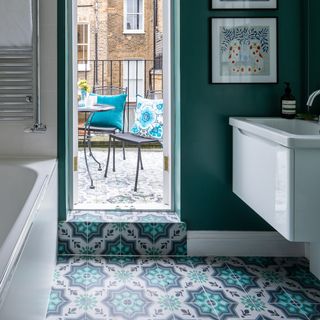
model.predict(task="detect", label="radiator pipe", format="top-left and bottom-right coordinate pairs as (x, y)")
top-left (25, 0), bottom-right (47, 133)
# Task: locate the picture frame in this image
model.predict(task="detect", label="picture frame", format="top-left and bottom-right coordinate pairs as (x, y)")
top-left (210, 17), bottom-right (278, 84)
top-left (211, 0), bottom-right (278, 10)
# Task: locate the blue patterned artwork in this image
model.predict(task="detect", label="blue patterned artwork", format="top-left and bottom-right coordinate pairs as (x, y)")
top-left (212, 0), bottom-right (277, 9)
top-left (211, 18), bottom-right (277, 83)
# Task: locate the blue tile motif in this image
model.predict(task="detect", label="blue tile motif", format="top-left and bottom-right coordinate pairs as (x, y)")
top-left (187, 287), bottom-right (236, 319)
top-left (141, 264), bottom-right (181, 290)
top-left (65, 263), bottom-right (107, 289)
top-left (103, 287), bottom-right (152, 319)
top-left (58, 218), bottom-right (187, 256)
top-left (213, 264), bottom-right (259, 291)
top-left (47, 288), bottom-right (70, 316)
top-left (47, 256), bottom-right (320, 320)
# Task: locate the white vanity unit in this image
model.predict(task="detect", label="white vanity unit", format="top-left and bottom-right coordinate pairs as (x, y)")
top-left (230, 117), bottom-right (320, 242)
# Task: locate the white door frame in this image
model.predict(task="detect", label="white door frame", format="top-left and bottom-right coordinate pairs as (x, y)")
top-left (71, 0), bottom-right (79, 206)
top-left (70, 0), bottom-right (176, 211)
top-left (162, 0), bottom-right (174, 208)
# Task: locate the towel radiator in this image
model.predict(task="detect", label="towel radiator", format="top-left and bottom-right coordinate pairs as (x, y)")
top-left (0, 0), bottom-right (46, 133)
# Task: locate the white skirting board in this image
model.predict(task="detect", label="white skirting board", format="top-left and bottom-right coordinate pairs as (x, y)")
top-left (188, 231), bottom-right (306, 257)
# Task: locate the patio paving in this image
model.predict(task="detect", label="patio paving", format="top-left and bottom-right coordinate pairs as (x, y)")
top-left (76, 148), bottom-right (166, 210)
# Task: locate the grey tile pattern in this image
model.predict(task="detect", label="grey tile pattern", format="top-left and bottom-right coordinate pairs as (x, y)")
top-left (58, 220), bottom-right (187, 257)
top-left (47, 256), bottom-right (319, 320)
top-left (68, 210), bottom-right (181, 223)
top-left (77, 148), bottom-right (164, 210)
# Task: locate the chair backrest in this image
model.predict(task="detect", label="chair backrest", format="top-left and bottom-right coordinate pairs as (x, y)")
top-left (91, 86), bottom-right (128, 132)
top-left (146, 90), bottom-right (163, 100)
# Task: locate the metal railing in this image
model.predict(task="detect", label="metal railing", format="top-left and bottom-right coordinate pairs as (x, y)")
top-left (78, 59), bottom-right (163, 100)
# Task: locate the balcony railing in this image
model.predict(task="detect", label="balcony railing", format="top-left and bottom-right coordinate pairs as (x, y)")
top-left (78, 59), bottom-right (163, 101)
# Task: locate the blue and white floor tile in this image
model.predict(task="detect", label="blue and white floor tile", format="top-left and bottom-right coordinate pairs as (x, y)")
top-left (46, 256), bottom-right (320, 320)
top-left (68, 211), bottom-right (181, 224)
top-left (58, 221), bottom-right (187, 256)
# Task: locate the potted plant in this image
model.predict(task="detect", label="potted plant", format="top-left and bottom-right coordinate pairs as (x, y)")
top-left (78, 80), bottom-right (91, 107)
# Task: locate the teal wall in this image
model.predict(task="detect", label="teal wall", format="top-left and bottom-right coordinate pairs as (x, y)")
top-left (58, 0), bottom-right (314, 229)
top-left (308, 0), bottom-right (320, 112)
top-left (180, 0), bottom-right (307, 230)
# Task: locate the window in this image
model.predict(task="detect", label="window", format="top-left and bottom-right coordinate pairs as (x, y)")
top-left (124, 0), bottom-right (144, 33)
top-left (123, 60), bottom-right (145, 102)
top-left (77, 23), bottom-right (90, 71)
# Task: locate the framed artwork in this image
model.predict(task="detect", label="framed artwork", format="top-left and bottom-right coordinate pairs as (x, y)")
top-left (211, 0), bottom-right (278, 10)
top-left (210, 17), bottom-right (278, 84)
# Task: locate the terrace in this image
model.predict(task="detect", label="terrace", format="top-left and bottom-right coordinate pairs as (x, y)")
top-left (75, 59), bottom-right (166, 210)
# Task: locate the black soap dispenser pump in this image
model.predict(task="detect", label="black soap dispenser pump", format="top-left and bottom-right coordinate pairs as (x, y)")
top-left (281, 82), bottom-right (296, 119)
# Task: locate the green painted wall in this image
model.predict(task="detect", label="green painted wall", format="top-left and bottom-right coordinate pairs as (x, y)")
top-left (180, 0), bottom-right (306, 230)
top-left (58, 0), bottom-right (312, 229)
top-left (308, 0), bottom-right (320, 112)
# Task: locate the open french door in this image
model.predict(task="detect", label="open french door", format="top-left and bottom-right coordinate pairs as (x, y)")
top-left (70, 0), bottom-right (174, 210)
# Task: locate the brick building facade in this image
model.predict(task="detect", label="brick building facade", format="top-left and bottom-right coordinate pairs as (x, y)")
top-left (77, 0), bottom-right (163, 98)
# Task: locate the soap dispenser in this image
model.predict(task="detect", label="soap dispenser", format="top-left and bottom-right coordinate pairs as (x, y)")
top-left (281, 82), bottom-right (296, 119)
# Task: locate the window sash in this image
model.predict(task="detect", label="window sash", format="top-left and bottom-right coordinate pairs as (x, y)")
top-left (77, 23), bottom-right (89, 62)
top-left (124, 0), bottom-right (144, 32)
top-left (123, 61), bottom-right (145, 102)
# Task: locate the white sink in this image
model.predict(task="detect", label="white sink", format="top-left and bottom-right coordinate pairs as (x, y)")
top-left (230, 117), bottom-right (320, 148)
top-left (230, 117), bottom-right (320, 242)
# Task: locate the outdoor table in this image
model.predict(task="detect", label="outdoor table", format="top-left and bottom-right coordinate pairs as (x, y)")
top-left (78, 104), bottom-right (115, 189)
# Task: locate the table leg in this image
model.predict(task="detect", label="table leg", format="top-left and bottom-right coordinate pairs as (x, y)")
top-left (84, 114), bottom-right (95, 189)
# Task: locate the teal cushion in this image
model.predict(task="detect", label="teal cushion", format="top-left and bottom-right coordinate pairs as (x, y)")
top-left (130, 95), bottom-right (164, 139)
top-left (88, 93), bottom-right (127, 131)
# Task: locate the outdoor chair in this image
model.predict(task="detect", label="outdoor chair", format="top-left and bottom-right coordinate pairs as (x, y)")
top-left (104, 90), bottom-right (164, 191)
top-left (80, 86), bottom-right (127, 171)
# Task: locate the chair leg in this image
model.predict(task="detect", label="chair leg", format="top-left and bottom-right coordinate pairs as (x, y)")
top-left (122, 141), bottom-right (126, 160)
top-left (134, 146), bottom-right (141, 192)
top-left (104, 135), bottom-right (112, 178)
top-left (112, 136), bottom-right (116, 172)
top-left (87, 130), bottom-right (102, 171)
top-left (140, 152), bottom-right (144, 170)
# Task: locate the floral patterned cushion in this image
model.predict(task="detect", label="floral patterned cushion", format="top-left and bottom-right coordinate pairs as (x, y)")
top-left (130, 96), bottom-right (164, 140)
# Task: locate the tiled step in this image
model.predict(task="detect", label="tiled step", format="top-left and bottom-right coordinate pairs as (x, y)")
top-left (58, 214), bottom-right (187, 256)
top-left (68, 210), bottom-right (181, 223)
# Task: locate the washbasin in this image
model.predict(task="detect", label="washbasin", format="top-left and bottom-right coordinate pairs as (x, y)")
top-left (229, 117), bottom-right (320, 148)
top-left (230, 117), bottom-right (320, 242)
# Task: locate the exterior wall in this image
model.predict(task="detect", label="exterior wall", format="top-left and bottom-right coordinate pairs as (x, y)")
top-left (107, 0), bottom-right (154, 61)
top-left (77, 0), bottom-right (162, 93)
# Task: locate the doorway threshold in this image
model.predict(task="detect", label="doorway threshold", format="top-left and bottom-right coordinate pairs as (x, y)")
top-left (67, 210), bottom-right (181, 223)
top-left (74, 202), bottom-right (171, 211)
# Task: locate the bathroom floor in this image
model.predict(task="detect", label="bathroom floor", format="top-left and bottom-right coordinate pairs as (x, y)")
top-left (46, 256), bottom-right (320, 320)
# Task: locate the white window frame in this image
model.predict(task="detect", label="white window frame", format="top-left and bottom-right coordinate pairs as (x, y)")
top-left (123, 60), bottom-right (145, 102)
top-left (123, 0), bottom-right (145, 34)
top-left (77, 22), bottom-right (91, 71)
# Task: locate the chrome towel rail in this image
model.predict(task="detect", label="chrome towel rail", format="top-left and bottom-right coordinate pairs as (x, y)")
top-left (0, 0), bottom-right (46, 132)
top-left (0, 48), bottom-right (34, 121)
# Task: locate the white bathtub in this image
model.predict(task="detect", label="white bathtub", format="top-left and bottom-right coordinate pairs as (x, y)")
top-left (0, 158), bottom-right (57, 319)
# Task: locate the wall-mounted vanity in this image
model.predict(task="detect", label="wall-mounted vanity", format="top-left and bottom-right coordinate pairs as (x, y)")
top-left (230, 117), bottom-right (320, 242)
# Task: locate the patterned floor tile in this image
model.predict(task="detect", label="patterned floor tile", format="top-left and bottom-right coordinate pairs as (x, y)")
top-left (68, 210), bottom-right (181, 224)
top-left (47, 257), bottom-right (319, 320)
top-left (58, 222), bottom-right (88, 255)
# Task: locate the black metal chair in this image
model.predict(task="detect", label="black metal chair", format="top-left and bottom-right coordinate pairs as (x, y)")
top-left (104, 90), bottom-right (163, 191)
top-left (79, 86), bottom-right (127, 171)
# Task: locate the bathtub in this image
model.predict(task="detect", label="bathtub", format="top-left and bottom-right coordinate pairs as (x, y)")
top-left (0, 158), bottom-right (57, 320)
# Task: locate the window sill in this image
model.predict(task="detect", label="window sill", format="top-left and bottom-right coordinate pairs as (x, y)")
top-left (123, 31), bottom-right (145, 35)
